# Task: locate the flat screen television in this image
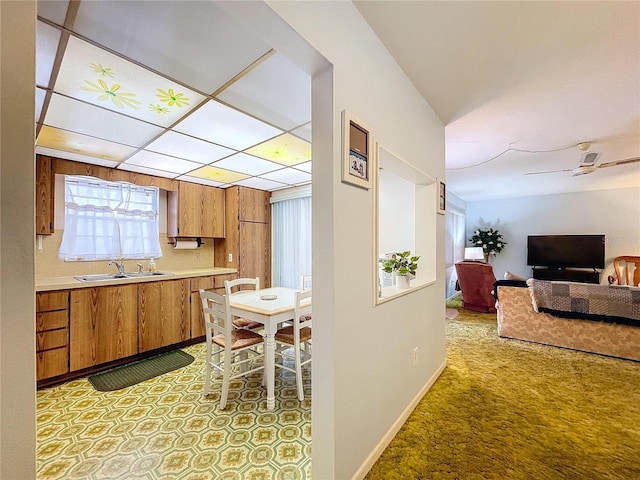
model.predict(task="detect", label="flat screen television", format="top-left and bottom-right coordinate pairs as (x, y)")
top-left (527, 234), bottom-right (605, 269)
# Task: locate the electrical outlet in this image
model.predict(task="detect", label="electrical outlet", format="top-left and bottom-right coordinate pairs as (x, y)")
top-left (228, 253), bottom-right (233, 263)
top-left (412, 347), bottom-right (419, 366)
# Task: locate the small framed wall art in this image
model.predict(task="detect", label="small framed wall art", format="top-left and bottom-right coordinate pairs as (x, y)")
top-left (437, 178), bottom-right (446, 215)
top-left (341, 110), bottom-right (372, 189)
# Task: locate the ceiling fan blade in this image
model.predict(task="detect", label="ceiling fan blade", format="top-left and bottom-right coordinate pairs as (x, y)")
top-left (524, 168), bottom-right (573, 176)
top-left (597, 157), bottom-right (640, 168)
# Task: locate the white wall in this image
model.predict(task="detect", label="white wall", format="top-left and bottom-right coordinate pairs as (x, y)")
top-left (0, 1), bottom-right (37, 477)
top-left (248, 3), bottom-right (446, 479)
top-left (379, 169), bottom-right (416, 255)
top-left (466, 187), bottom-right (640, 282)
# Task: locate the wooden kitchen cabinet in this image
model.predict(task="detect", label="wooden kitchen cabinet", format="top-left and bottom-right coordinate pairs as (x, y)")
top-left (189, 274), bottom-right (238, 339)
top-left (36, 155), bottom-right (54, 235)
top-left (70, 285), bottom-right (138, 371)
top-left (36, 291), bottom-right (69, 380)
top-left (167, 181), bottom-right (225, 238)
top-left (215, 186), bottom-right (271, 288)
top-left (139, 279), bottom-right (190, 352)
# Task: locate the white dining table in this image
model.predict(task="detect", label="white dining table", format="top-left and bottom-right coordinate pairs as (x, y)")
top-left (228, 286), bottom-right (303, 410)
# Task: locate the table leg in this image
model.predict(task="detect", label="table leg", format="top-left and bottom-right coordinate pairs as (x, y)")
top-left (264, 332), bottom-right (276, 410)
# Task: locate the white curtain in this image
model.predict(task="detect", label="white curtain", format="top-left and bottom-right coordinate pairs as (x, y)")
top-left (445, 209), bottom-right (466, 299)
top-left (59, 176), bottom-right (162, 261)
top-left (272, 196), bottom-right (312, 288)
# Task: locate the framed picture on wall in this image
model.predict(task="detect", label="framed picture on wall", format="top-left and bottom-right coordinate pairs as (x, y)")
top-left (341, 110), bottom-right (372, 189)
top-left (437, 178), bottom-right (446, 215)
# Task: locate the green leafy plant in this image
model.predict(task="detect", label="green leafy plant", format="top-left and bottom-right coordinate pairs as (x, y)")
top-left (381, 251), bottom-right (420, 276)
top-left (469, 228), bottom-right (507, 257)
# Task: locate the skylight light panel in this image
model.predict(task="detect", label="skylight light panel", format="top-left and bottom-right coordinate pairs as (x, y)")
top-left (234, 177), bottom-right (287, 191)
top-left (145, 131), bottom-right (235, 165)
top-left (187, 165), bottom-right (250, 184)
top-left (35, 146), bottom-right (120, 169)
top-left (244, 133), bottom-right (311, 166)
top-left (260, 167), bottom-right (311, 185)
top-left (37, 126), bottom-right (137, 162)
top-left (210, 152), bottom-right (281, 176)
top-left (36, 21), bottom-right (61, 88)
top-left (116, 163), bottom-right (178, 179)
top-left (123, 150), bottom-right (203, 175)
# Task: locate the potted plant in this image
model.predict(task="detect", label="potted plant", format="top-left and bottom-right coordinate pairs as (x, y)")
top-left (381, 251), bottom-right (420, 289)
top-left (469, 228), bottom-right (507, 261)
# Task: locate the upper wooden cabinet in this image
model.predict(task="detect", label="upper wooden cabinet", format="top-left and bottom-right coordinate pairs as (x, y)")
top-left (238, 186), bottom-right (271, 223)
top-left (36, 156), bottom-right (54, 235)
top-left (167, 181), bottom-right (225, 238)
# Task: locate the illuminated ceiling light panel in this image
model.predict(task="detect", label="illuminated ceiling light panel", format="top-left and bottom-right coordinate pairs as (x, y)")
top-left (44, 93), bottom-right (163, 147)
top-left (260, 167), bottom-right (311, 185)
top-left (187, 165), bottom-right (249, 184)
top-left (35, 146), bottom-right (120, 169)
top-left (244, 132), bottom-right (311, 166)
top-left (145, 131), bottom-right (235, 165)
top-left (235, 177), bottom-right (287, 191)
top-left (36, 21), bottom-right (61, 88)
top-left (116, 163), bottom-right (178, 179)
top-left (37, 125), bottom-right (137, 162)
top-left (54, 36), bottom-right (205, 128)
top-left (216, 52), bottom-right (311, 131)
top-left (294, 161), bottom-right (312, 173)
top-left (178, 175), bottom-right (226, 188)
top-left (124, 150), bottom-right (203, 175)
top-left (173, 100), bottom-right (282, 151)
top-left (291, 123), bottom-right (312, 143)
top-left (36, 88), bottom-right (46, 121)
top-left (211, 152), bottom-right (281, 176)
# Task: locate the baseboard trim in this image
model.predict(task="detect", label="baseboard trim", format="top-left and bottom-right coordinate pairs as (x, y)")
top-left (351, 360), bottom-right (447, 480)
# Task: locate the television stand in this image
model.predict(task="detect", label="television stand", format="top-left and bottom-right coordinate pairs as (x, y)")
top-left (532, 267), bottom-right (600, 284)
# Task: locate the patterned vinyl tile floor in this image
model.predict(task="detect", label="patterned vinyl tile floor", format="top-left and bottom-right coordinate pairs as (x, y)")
top-left (36, 343), bottom-right (312, 480)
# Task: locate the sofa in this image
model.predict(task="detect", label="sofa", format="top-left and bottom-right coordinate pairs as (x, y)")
top-left (495, 279), bottom-right (640, 361)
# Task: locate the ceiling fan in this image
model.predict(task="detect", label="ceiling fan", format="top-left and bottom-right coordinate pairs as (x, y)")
top-left (525, 142), bottom-right (640, 177)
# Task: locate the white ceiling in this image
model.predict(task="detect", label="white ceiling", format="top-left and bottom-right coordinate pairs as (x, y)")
top-left (35, 0), bottom-right (312, 191)
top-left (355, 1), bottom-right (640, 201)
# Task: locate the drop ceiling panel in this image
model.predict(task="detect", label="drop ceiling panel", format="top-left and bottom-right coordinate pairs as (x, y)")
top-left (291, 123), bottom-right (312, 143)
top-left (145, 131), bottom-right (235, 165)
top-left (115, 163), bottom-right (178, 179)
top-left (123, 150), bottom-right (202, 175)
top-left (260, 167), bottom-right (312, 185)
top-left (211, 153), bottom-right (281, 176)
top-left (54, 37), bottom-right (205, 127)
top-left (44, 93), bottom-right (163, 147)
top-left (245, 133), bottom-right (311, 166)
top-left (36, 21), bottom-right (61, 88)
top-left (36, 88), bottom-right (47, 121)
top-left (37, 125), bottom-right (137, 162)
top-left (294, 161), bottom-right (312, 173)
top-left (73, 0), bottom-right (272, 93)
top-left (37, 0), bottom-right (69, 26)
top-left (216, 53), bottom-right (312, 130)
top-left (187, 165), bottom-right (250, 184)
top-left (178, 175), bottom-right (226, 188)
top-left (174, 100), bottom-right (283, 151)
top-left (235, 177), bottom-right (287, 191)
top-left (35, 146), bottom-right (120, 169)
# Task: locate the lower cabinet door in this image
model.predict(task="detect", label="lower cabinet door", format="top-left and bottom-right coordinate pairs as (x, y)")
top-left (36, 347), bottom-right (69, 380)
top-left (70, 285), bottom-right (138, 371)
top-left (139, 279), bottom-right (190, 352)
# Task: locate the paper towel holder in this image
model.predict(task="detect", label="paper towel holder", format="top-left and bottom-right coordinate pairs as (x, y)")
top-left (168, 237), bottom-right (204, 248)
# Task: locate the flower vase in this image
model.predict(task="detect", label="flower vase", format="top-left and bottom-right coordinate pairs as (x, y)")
top-left (396, 274), bottom-right (410, 289)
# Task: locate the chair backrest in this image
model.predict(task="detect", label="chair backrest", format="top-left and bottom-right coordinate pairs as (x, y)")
top-left (294, 289), bottom-right (313, 333)
top-left (610, 256), bottom-right (640, 286)
top-left (199, 289), bottom-right (232, 339)
top-left (300, 275), bottom-right (312, 291)
top-left (225, 277), bottom-right (260, 295)
top-left (454, 261), bottom-right (497, 312)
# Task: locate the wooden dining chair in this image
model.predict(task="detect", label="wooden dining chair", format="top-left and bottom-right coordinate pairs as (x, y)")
top-left (199, 289), bottom-right (264, 409)
top-left (300, 275), bottom-right (312, 291)
top-left (224, 277), bottom-right (263, 330)
top-left (274, 289), bottom-right (312, 401)
top-left (608, 256), bottom-right (640, 286)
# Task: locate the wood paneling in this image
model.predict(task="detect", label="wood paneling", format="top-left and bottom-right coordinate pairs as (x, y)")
top-left (70, 285), bottom-right (138, 371)
top-left (138, 279), bottom-right (189, 352)
top-left (36, 156), bottom-right (54, 235)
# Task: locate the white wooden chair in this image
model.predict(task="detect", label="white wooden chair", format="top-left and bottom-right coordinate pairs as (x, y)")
top-left (225, 277), bottom-right (263, 330)
top-left (274, 289), bottom-right (312, 401)
top-left (300, 274), bottom-right (312, 291)
top-left (199, 289), bottom-right (264, 409)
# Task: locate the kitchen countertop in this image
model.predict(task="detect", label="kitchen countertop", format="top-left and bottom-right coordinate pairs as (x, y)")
top-left (36, 267), bottom-right (238, 292)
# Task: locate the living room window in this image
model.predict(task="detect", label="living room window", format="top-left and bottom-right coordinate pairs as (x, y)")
top-left (59, 175), bottom-right (162, 261)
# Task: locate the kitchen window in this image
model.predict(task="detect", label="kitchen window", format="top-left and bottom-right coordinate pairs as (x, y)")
top-left (59, 175), bottom-right (162, 261)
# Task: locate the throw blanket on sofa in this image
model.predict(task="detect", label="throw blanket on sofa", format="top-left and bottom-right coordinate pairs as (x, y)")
top-left (527, 279), bottom-right (640, 327)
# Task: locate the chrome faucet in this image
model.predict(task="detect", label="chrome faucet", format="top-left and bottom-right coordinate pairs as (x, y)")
top-left (136, 263), bottom-right (144, 274)
top-left (109, 259), bottom-right (125, 276)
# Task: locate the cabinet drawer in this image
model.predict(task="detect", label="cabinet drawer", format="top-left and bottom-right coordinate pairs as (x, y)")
top-left (36, 347), bottom-right (68, 380)
top-left (213, 274), bottom-right (237, 289)
top-left (36, 291), bottom-right (69, 312)
top-left (37, 310), bottom-right (68, 332)
top-left (36, 328), bottom-right (68, 351)
top-left (190, 276), bottom-right (214, 292)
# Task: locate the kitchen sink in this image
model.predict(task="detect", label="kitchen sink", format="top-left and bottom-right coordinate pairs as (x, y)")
top-left (74, 271), bottom-right (171, 282)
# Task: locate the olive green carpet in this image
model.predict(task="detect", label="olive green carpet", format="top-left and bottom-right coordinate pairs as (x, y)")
top-left (88, 349), bottom-right (194, 392)
top-left (365, 296), bottom-right (640, 480)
